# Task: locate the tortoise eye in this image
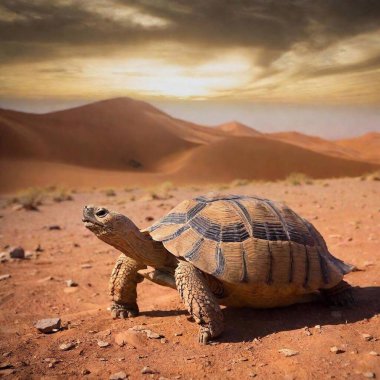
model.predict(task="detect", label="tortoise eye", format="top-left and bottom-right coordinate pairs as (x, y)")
top-left (95, 208), bottom-right (108, 218)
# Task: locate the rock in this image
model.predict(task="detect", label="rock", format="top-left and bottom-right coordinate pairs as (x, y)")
top-left (49, 225), bottom-right (61, 230)
top-left (9, 247), bottom-right (25, 259)
top-left (174, 332), bottom-right (183, 337)
top-left (59, 342), bottom-right (76, 351)
top-left (130, 324), bottom-right (147, 331)
top-left (330, 346), bottom-right (345, 354)
top-left (278, 349), bottom-right (299, 357)
top-left (66, 279), bottom-right (78, 287)
top-left (81, 369), bottom-right (91, 375)
top-left (146, 330), bottom-right (162, 339)
top-left (145, 216), bottom-right (154, 222)
top-left (115, 331), bottom-right (145, 348)
top-left (97, 340), bottom-right (110, 348)
top-left (0, 274), bottom-right (11, 281)
top-left (141, 366), bottom-right (156, 374)
top-left (81, 264), bottom-right (92, 269)
top-left (109, 371), bottom-right (128, 380)
top-left (363, 373), bottom-right (376, 379)
top-left (35, 318), bottom-right (61, 333)
top-left (35, 244), bottom-right (44, 252)
top-left (369, 351), bottom-right (379, 356)
top-left (362, 334), bottom-right (373, 341)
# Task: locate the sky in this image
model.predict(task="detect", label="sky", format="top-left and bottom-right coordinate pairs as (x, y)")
top-left (1, 0), bottom-right (380, 138)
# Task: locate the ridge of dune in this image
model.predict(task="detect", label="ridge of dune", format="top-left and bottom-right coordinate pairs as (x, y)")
top-left (215, 121), bottom-right (262, 137)
top-left (336, 132), bottom-right (380, 164)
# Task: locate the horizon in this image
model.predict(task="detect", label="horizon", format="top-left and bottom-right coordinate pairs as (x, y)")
top-left (0, 96), bottom-right (379, 140)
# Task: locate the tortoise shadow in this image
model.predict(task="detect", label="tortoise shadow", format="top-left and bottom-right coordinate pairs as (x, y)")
top-left (140, 309), bottom-right (188, 318)
top-left (219, 286), bottom-right (380, 343)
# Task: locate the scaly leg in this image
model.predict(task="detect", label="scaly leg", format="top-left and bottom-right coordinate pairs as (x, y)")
top-left (175, 261), bottom-right (224, 344)
top-left (320, 280), bottom-right (354, 307)
top-left (109, 254), bottom-right (146, 318)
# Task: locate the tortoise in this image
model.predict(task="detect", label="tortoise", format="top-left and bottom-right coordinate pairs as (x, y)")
top-left (82, 193), bottom-right (354, 344)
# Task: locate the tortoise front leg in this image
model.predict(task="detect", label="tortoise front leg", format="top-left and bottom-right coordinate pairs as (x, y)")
top-left (109, 254), bottom-right (146, 318)
top-left (175, 261), bottom-right (224, 344)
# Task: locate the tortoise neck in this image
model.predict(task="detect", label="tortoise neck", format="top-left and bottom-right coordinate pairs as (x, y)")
top-left (110, 228), bottom-right (174, 268)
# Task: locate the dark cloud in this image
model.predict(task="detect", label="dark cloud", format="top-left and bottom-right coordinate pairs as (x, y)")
top-left (1, 0), bottom-right (380, 66)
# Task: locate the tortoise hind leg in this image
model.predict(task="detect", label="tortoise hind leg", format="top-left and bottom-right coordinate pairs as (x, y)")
top-left (175, 261), bottom-right (224, 344)
top-left (320, 280), bottom-right (354, 307)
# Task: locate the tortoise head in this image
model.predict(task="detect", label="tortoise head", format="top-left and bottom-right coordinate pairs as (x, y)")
top-left (82, 205), bottom-right (139, 244)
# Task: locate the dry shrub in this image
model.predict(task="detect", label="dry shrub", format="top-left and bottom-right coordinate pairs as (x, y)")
top-left (103, 189), bottom-right (117, 197)
top-left (286, 172), bottom-right (313, 186)
top-left (52, 188), bottom-right (74, 202)
top-left (230, 179), bottom-right (250, 187)
top-left (10, 187), bottom-right (44, 210)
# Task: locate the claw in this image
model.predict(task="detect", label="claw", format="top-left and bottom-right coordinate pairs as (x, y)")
top-left (198, 327), bottom-right (212, 345)
top-left (110, 302), bottom-right (139, 319)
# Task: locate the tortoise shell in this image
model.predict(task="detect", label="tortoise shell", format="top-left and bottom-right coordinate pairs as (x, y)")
top-left (146, 194), bottom-right (352, 289)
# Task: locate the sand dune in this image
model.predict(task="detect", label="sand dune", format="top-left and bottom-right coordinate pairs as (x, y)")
top-left (174, 136), bottom-right (378, 183)
top-left (215, 121), bottom-right (262, 137)
top-left (0, 97), bottom-right (378, 192)
top-left (336, 132), bottom-right (380, 164)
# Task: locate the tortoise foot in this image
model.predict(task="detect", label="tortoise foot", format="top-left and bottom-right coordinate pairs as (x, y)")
top-left (110, 302), bottom-right (139, 319)
top-left (198, 326), bottom-right (212, 345)
top-left (321, 281), bottom-right (354, 308)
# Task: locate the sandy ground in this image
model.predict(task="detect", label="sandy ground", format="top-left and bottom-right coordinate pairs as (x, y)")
top-left (0, 178), bottom-right (379, 379)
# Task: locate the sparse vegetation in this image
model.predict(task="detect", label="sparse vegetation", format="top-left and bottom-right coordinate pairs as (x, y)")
top-left (230, 178), bottom-right (250, 187)
top-left (103, 189), bottom-right (117, 197)
top-left (52, 188), bottom-right (74, 203)
top-left (9, 187), bottom-right (45, 211)
top-left (285, 172), bottom-right (313, 186)
top-left (360, 170), bottom-right (380, 181)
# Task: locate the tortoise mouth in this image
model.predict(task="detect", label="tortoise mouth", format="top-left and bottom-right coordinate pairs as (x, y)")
top-left (82, 217), bottom-right (104, 227)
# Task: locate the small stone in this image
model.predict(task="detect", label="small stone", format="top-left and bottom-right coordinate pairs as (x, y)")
top-left (109, 371), bottom-right (127, 380)
top-left (115, 331), bottom-right (145, 348)
top-left (249, 373), bottom-right (257, 378)
top-left (49, 225), bottom-right (61, 230)
top-left (99, 358), bottom-right (107, 362)
top-left (81, 369), bottom-right (91, 375)
top-left (0, 274), bottom-right (11, 281)
top-left (66, 279), bottom-right (78, 287)
top-left (369, 351), bottom-right (379, 356)
top-left (9, 247), bottom-right (25, 259)
top-left (330, 346), bottom-right (345, 354)
top-left (35, 318), bottom-right (61, 333)
top-left (35, 244), bottom-right (44, 252)
top-left (174, 332), bottom-right (183, 337)
top-left (97, 340), bottom-right (110, 348)
top-left (362, 334), bottom-right (373, 341)
top-left (59, 342), bottom-right (76, 351)
top-left (278, 349), bottom-right (299, 357)
top-left (160, 338), bottom-right (168, 344)
top-left (130, 324), bottom-right (147, 331)
top-left (145, 216), bottom-right (154, 222)
top-left (81, 264), bottom-right (92, 269)
top-left (2, 353), bottom-right (11, 358)
top-left (363, 373), bottom-right (376, 379)
top-left (141, 366), bottom-right (156, 374)
top-left (146, 330), bottom-right (162, 339)
top-left (315, 325), bottom-right (321, 329)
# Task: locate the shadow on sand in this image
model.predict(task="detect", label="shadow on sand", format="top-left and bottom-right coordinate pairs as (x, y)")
top-left (220, 286), bottom-right (380, 343)
top-left (140, 286), bottom-right (380, 343)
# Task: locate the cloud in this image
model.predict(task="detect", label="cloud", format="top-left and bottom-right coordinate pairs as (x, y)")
top-left (0, 0), bottom-right (380, 103)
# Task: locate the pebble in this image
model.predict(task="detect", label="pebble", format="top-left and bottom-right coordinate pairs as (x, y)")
top-left (330, 346), bottom-right (345, 354)
top-left (174, 332), bottom-right (183, 337)
top-left (146, 330), bottom-right (162, 339)
top-left (66, 279), bottom-right (78, 287)
top-left (9, 247), bottom-right (25, 259)
top-left (369, 351), bottom-right (379, 356)
top-left (81, 369), bottom-right (91, 375)
top-left (49, 225), bottom-right (61, 230)
top-left (35, 318), bottom-right (61, 333)
top-left (0, 274), bottom-right (11, 281)
top-left (278, 349), bottom-right (299, 357)
top-left (109, 371), bottom-right (128, 380)
top-left (59, 342), bottom-right (76, 351)
top-left (141, 366), bottom-right (156, 374)
top-left (363, 373), bottom-right (376, 379)
top-left (97, 340), bottom-right (110, 348)
top-left (81, 264), bottom-right (92, 269)
top-left (115, 331), bottom-right (145, 348)
top-left (145, 216), bottom-right (154, 222)
top-left (362, 334), bottom-right (373, 341)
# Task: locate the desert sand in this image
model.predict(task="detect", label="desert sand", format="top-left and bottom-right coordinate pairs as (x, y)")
top-left (1, 98), bottom-right (379, 193)
top-left (0, 178), bottom-right (379, 379)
